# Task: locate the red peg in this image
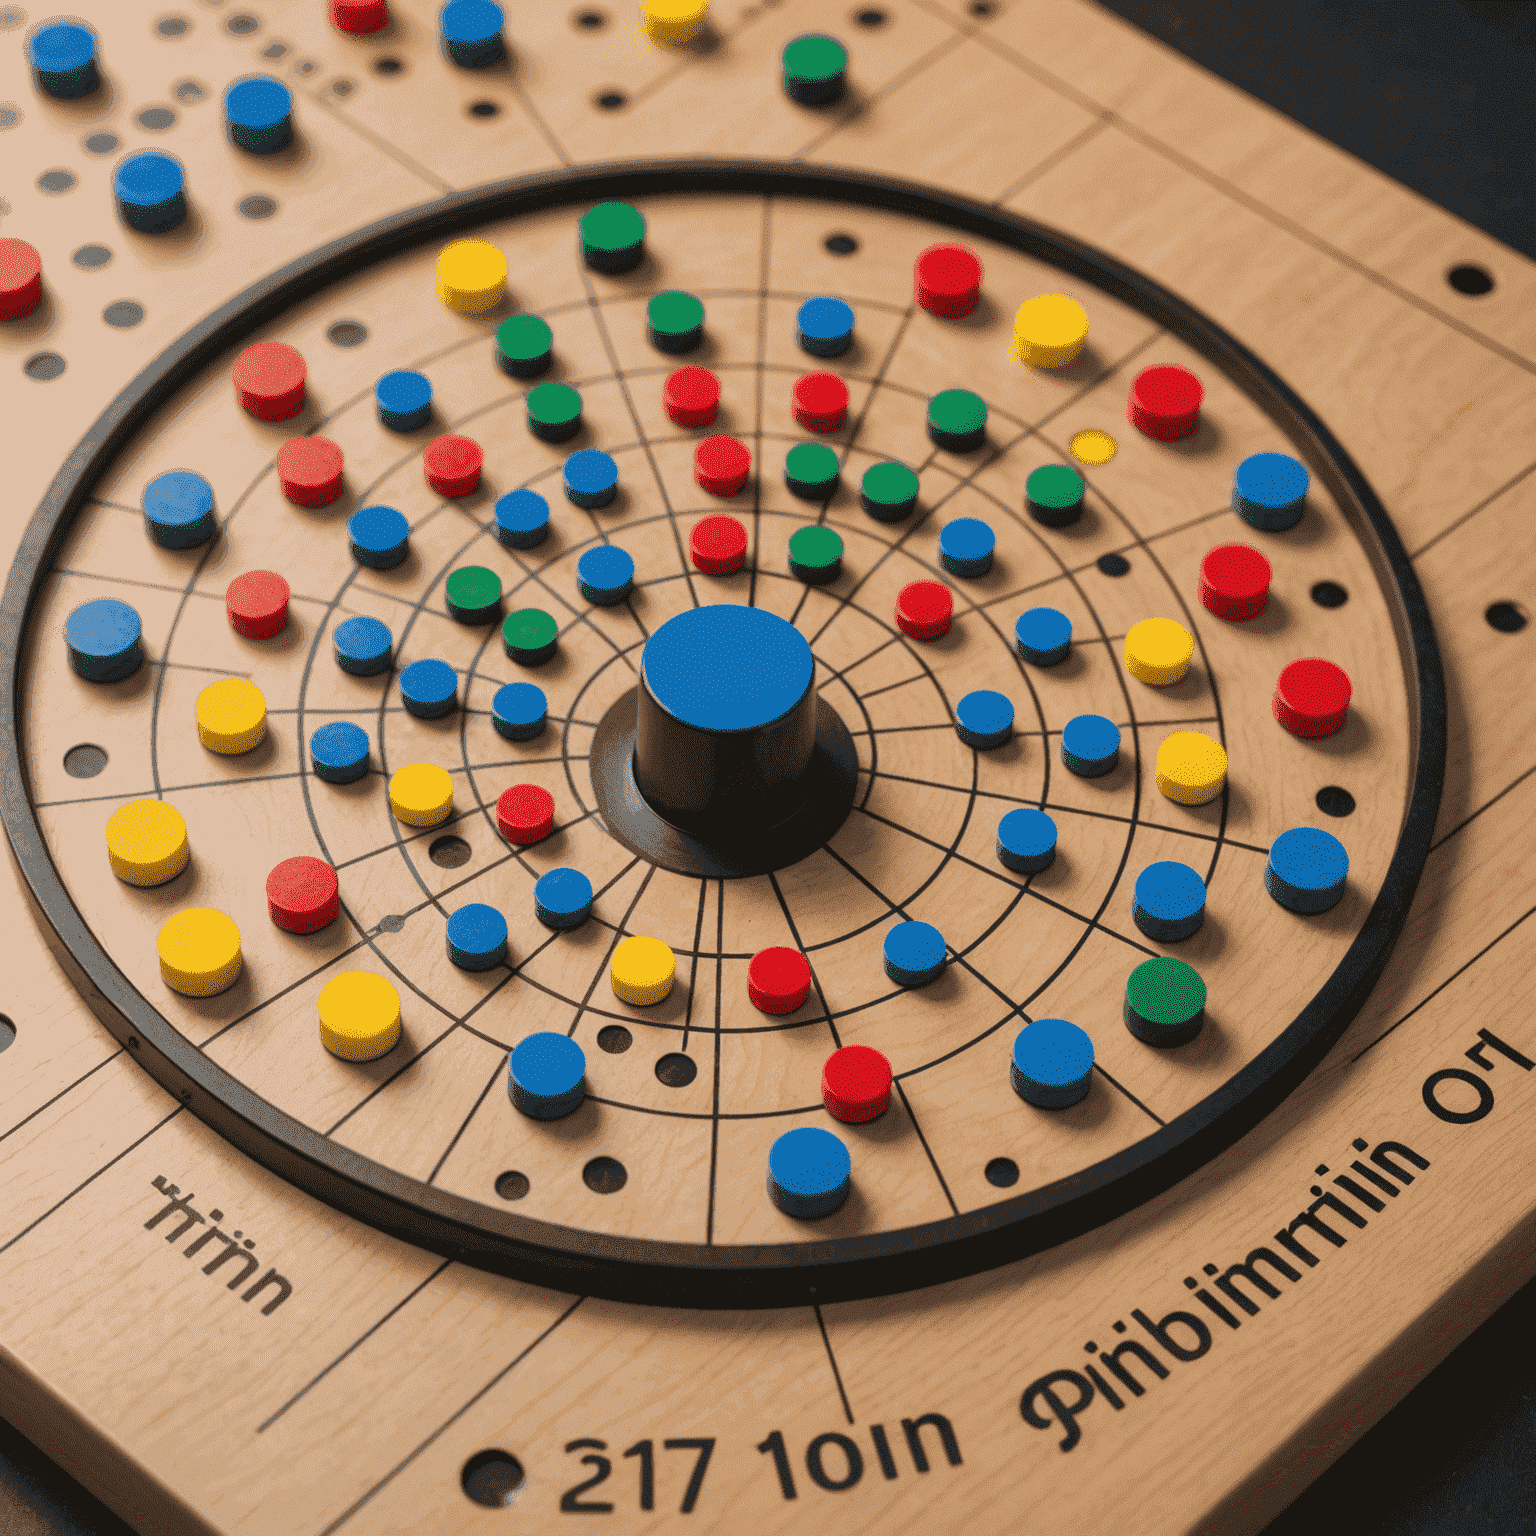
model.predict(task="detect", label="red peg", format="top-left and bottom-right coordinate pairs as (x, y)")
top-left (1199, 543), bottom-right (1271, 622)
top-left (1273, 658), bottom-right (1352, 738)
top-left (233, 341), bottom-right (307, 421)
top-left (748, 947), bottom-right (813, 1015)
top-left (822, 1044), bottom-right (893, 1122)
top-left (895, 580), bottom-right (953, 641)
top-left (914, 244), bottom-right (982, 319)
top-left (226, 570), bottom-right (291, 638)
top-left (266, 856), bottom-right (340, 934)
top-left (276, 436), bottom-right (344, 508)
top-left (1128, 364), bottom-right (1203, 442)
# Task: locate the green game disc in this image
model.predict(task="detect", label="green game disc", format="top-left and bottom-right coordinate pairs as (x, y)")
top-left (782, 34), bottom-right (848, 104)
top-left (646, 290), bottom-right (705, 354)
top-left (788, 524), bottom-right (844, 584)
top-left (502, 607), bottom-right (560, 666)
top-left (785, 441), bottom-right (840, 499)
top-left (496, 314), bottom-right (553, 380)
top-left (445, 566), bottom-right (503, 625)
top-left (860, 460), bottom-right (920, 523)
top-left (1026, 463), bottom-right (1086, 528)
top-left (580, 201), bottom-right (647, 273)
top-left (1123, 956), bottom-right (1207, 1047)
top-left (527, 380), bottom-right (583, 444)
top-left (927, 388), bottom-right (988, 452)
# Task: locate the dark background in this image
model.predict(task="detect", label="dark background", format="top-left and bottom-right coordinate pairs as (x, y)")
top-left (4, 1), bottom-right (1535, 1530)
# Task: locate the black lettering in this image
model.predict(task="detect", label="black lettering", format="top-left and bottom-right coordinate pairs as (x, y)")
top-left (1132, 1307), bottom-right (1210, 1362)
top-left (183, 1211), bottom-right (226, 1259)
top-left (1308, 1188), bottom-right (1368, 1230)
top-left (1216, 1248), bottom-right (1301, 1315)
top-left (560, 1440), bottom-right (614, 1514)
top-left (623, 1440), bottom-right (653, 1511)
top-left (241, 1270), bottom-right (292, 1315)
top-left (1349, 1160), bottom-right (1400, 1197)
top-left (869, 1424), bottom-right (898, 1480)
top-left (1332, 1174), bottom-right (1385, 1212)
top-left (1098, 1339), bottom-right (1166, 1395)
top-left (1424, 1068), bottom-right (1494, 1124)
top-left (757, 1430), bottom-right (796, 1500)
top-left (806, 1433), bottom-right (862, 1492)
top-left (1371, 1139), bottom-right (1429, 1182)
top-left (1185, 1279), bottom-right (1242, 1330)
top-left (1274, 1209), bottom-right (1346, 1267)
top-left (663, 1439), bottom-right (714, 1515)
top-left (1081, 1362), bottom-right (1124, 1409)
top-left (1467, 1029), bottom-right (1534, 1072)
top-left (204, 1237), bottom-right (261, 1289)
top-left (900, 1414), bottom-right (961, 1472)
top-left (1020, 1369), bottom-right (1094, 1452)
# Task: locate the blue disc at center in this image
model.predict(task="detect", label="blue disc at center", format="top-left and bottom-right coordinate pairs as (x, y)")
top-left (1132, 860), bottom-right (1206, 942)
top-left (642, 605), bottom-right (813, 734)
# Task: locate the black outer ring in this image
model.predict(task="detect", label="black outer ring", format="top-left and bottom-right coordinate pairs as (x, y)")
top-left (0, 161), bottom-right (1445, 1309)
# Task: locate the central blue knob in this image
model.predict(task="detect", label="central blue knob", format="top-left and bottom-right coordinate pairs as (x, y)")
top-left (635, 606), bottom-right (819, 831)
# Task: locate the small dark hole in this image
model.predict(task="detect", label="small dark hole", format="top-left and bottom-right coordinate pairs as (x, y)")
top-left (83, 132), bottom-right (118, 154)
top-left (1486, 601), bottom-right (1527, 633)
top-left (64, 744), bottom-right (108, 779)
top-left (855, 7), bottom-right (887, 24)
top-left (1096, 552), bottom-right (1130, 577)
top-left (0, 1016), bottom-right (14, 1053)
top-left (330, 78), bottom-right (355, 98)
top-left (373, 56), bottom-right (404, 75)
top-left (428, 835), bottom-right (471, 869)
top-left (261, 41), bottom-right (288, 61)
top-left (24, 353), bottom-right (66, 381)
top-left (824, 233), bottom-right (858, 255)
top-left (1447, 264), bottom-right (1494, 296)
top-left (468, 99), bottom-right (499, 118)
top-left (294, 58), bottom-right (319, 77)
top-left (494, 1170), bottom-right (530, 1201)
top-left (37, 169), bottom-right (76, 193)
top-left (1310, 580), bottom-right (1348, 609)
top-left (583, 1155), bottom-right (627, 1194)
top-left (238, 194), bottom-right (277, 220)
top-left (156, 16), bottom-right (190, 36)
top-left (377, 914), bottom-right (405, 933)
top-left (573, 8), bottom-right (608, 27)
top-left (1315, 785), bottom-right (1355, 818)
top-left (103, 300), bottom-right (145, 328)
top-left (173, 79), bottom-right (207, 103)
top-left (594, 89), bottom-right (627, 110)
top-left (985, 1156), bottom-right (1019, 1187)
top-left (73, 243), bottom-right (113, 268)
top-left (970, 0), bottom-right (996, 13)
top-left (461, 1450), bottom-right (525, 1508)
top-left (328, 319), bottom-right (369, 347)
top-left (596, 1024), bottom-right (632, 1054)
top-left (227, 13), bottom-right (260, 34)
top-left (136, 106), bottom-right (178, 131)
top-left (655, 1052), bottom-right (697, 1087)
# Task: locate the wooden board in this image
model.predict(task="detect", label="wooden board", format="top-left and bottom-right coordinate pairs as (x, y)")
top-left (0, 1), bottom-right (1532, 1531)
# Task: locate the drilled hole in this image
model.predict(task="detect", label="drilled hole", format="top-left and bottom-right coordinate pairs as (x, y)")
top-left (594, 89), bottom-right (626, 110)
top-left (1310, 580), bottom-right (1348, 609)
top-left (103, 300), bottom-right (145, 328)
top-left (1486, 601), bottom-right (1527, 633)
top-left (0, 1016), bottom-right (14, 1053)
top-left (73, 243), bottom-right (112, 268)
top-left (583, 1156), bottom-right (627, 1194)
top-left (373, 56), bottom-right (403, 75)
top-left (37, 168), bottom-right (76, 193)
top-left (985, 1156), bottom-right (1019, 1187)
top-left (494, 1170), bottom-right (530, 1200)
top-left (1315, 786), bottom-right (1355, 817)
top-left (655, 1052), bottom-right (697, 1087)
top-left (327, 319), bottom-right (368, 347)
top-left (824, 232), bottom-right (858, 255)
top-left (1096, 552), bottom-right (1130, 577)
top-left (596, 1024), bottom-right (632, 1053)
top-left (1447, 264), bottom-right (1493, 296)
top-left (24, 353), bottom-right (65, 381)
top-left (467, 99), bottom-right (499, 118)
top-left (238, 194), bottom-right (277, 219)
top-left (428, 835), bottom-right (471, 869)
top-left (461, 1450), bottom-right (525, 1507)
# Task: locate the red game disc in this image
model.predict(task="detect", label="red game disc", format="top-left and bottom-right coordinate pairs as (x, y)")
top-left (690, 515), bottom-right (748, 576)
top-left (1273, 658), bottom-right (1352, 739)
top-left (424, 434), bottom-right (483, 498)
top-left (496, 784), bottom-right (555, 844)
top-left (1128, 364), bottom-right (1203, 441)
top-left (895, 580), bottom-right (954, 641)
top-left (0, 238), bottom-right (43, 321)
top-left (225, 570), bottom-right (291, 638)
top-left (663, 366), bottom-right (720, 429)
top-left (914, 244), bottom-right (983, 319)
top-left (747, 946), bottom-right (812, 1015)
top-left (276, 436), bottom-right (344, 508)
top-left (1199, 543), bottom-right (1272, 622)
top-left (330, 0), bottom-right (388, 32)
top-left (265, 856), bottom-right (340, 934)
top-left (694, 435), bottom-right (751, 497)
top-left (822, 1044), bottom-right (893, 1123)
top-left (232, 341), bottom-right (307, 422)
top-left (792, 373), bottom-right (850, 433)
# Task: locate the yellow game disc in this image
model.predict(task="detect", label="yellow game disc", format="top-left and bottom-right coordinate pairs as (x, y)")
top-left (1155, 731), bottom-right (1228, 805)
top-left (611, 935), bottom-right (676, 1006)
top-left (105, 799), bottom-right (189, 887)
top-left (642, 0), bottom-right (709, 42)
top-left (158, 908), bottom-right (243, 997)
top-left (1125, 617), bottom-right (1195, 686)
top-left (436, 238), bottom-right (508, 315)
top-left (318, 971), bottom-right (402, 1061)
top-left (195, 677), bottom-right (267, 754)
top-left (1013, 293), bottom-right (1089, 368)
top-left (389, 762), bottom-right (454, 827)
top-left (1069, 428), bottom-right (1118, 466)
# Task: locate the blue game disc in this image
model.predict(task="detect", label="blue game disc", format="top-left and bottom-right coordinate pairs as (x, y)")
top-left (113, 152), bottom-right (186, 234)
top-left (65, 598), bottom-right (142, 683)
top-left (1061, 713), bottom-right (1120, 777)
top-left (996, 807), bottom-right (1057, 874)
top-left (375, 370), bottom-right (432, 432)
top-left (495, 488), bottom-right (551, 549)
top-left (534, 867), bottom-right (594, 929)
top-left (956, 689), bottom-right (1014, 749)
top-left (224, 76), bottom-right (292, 154)
top-left (1015, 606), bottom-right (1072, 666)
top-left (796, 296), bottom-right (854, 358)
top-left (141, 470), bottom-right (215, 548)
top-left (492, 681), bottom-right (547, 741)
top-left (348, 505), bottom-right (410, 569)
top-left (939, 517), bottom-right (995, 578)
top-left (399, 657), bottom-right (458, 718)
top-left (1011, 1018), bottom-right (1094, 1108)
top-left (440, 0), bottom-right (506, 66)
top-left (564, 449), bottom-right (618, 509)
top-left (767, 1125), bottom-right (851, 1219)
top-left (334, 615), bottom-right (393, 676)
top-left (309, 720), bottom-right (370, 784)
top-left (577, 544), bottom-right (635, 606)
top-left (446, 903), bottom-right (509, 971)
top-left (1265, 826), bottom-right (1348, 914)
top-left (508, 1031), bottom-right (586, 1119)
top-left (1132, 860), bottom-right (1206, 942)
top-left (1233, 451), bottom-right (1309, 532)
top-left (28, 21), bottom-right (98, 98)
top-left (882, 919), bottom-right (946, 987)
